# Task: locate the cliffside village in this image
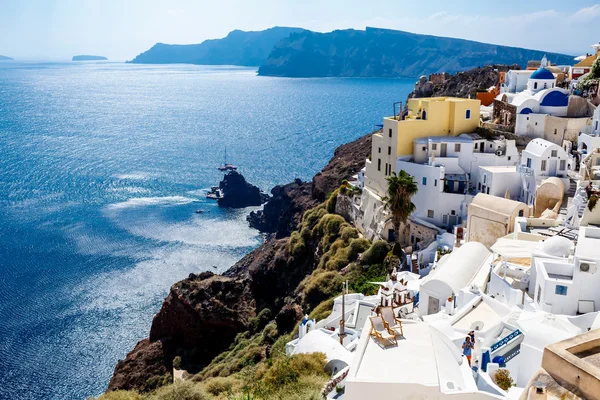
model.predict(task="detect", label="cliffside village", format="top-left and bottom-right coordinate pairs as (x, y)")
top-left (286, 44), bottom-right (600, 399)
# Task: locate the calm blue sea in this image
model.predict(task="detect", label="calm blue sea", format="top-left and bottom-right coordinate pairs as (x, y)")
top-left (0, 61), bottom-right (414, 399)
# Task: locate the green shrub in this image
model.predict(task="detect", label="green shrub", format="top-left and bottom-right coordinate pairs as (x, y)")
top-left (147, 381), bottom-right (211, 400)
top-left (347, 263), bottom-right (388, 296)
top-left (589, 194), bottom-right (598, 212)
top-left (172, 356), bottom-right (182, 370)
top-left (203, 376), bottom-right (233, 396)
top-left (143, 373), bottom-right (172, 393)
top-left (93, 391), bottom-right (143, 400)
top-left (303, 271), bottom-right (343, 310)
top-left (288, 231), bottom-right (307, 258)
top-left (260, 322), bottom-right (278, 345)
top-left (348, 238), bottom-right (370, 260)
top-left (340, 225), bottom-right (359, 241)
top-left (360, 240), bottom-right (390, 265)
top-left (248, 308), bottom-right (272, 334)
top-left (325, 188), bottom-right (340, 213)
top-left (493, 369), bottom-right (514, 391)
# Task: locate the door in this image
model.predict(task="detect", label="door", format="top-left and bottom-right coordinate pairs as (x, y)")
top-left (548, 159), bottom-right (557, 176)
top-left (428, 296), bottom-right (440, 314)
top-left (441, 143), bottom-right (447, 157)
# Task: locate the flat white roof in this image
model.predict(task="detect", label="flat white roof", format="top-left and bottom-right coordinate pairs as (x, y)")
top-left (452, 300), bottom-right (502, 331)
top-left (349, 321), bottom-right (440, 386)
top-left (479, 165), bottom-right (518, 174)
top-left (576, 226), bottom-right (600, 260)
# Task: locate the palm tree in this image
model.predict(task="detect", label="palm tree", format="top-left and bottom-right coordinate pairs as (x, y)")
top-left (383, 170), bottom-right (418, 244)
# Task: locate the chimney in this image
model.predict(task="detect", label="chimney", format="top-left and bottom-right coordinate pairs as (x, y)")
top-left (527, 381), bottom-right (547, 400)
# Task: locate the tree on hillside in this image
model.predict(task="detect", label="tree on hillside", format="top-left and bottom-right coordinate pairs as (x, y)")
top-left (383, 170), bottom-right (417, 245)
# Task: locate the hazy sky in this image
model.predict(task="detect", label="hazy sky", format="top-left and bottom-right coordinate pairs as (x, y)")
top-left (1, 0), bottom-right (600, 60)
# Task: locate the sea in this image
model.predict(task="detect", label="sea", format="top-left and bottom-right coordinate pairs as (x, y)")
top-left (0, 61), bottom-right (414, 400)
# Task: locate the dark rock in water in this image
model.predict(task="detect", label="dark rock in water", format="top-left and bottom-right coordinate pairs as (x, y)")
top-left (217, 171), bottom-right (269, 208)
top-left (72, 55), bottom-right (108, 61)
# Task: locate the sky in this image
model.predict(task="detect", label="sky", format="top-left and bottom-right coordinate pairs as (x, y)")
top-left (1, 0), bottom-right (600, 61)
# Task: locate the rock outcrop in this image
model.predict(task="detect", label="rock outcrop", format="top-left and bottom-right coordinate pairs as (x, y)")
top-left (217, 171), bottom-right (269, 208)
top-left (409, 64), bottom-right (520, 100)
top-left (0, 55), bottom-right (13, 61)
top-left (108, 132), bottom-right (373, 393)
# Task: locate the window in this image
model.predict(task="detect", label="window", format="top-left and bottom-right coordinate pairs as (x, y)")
top-left (555, 285), bottom-right (568, 296)
top-left (443, 215), bottom-right (448, 224)
top-left (388, 146), bottom-right (391, 155)
top-left (432, 143), bottom-right (437, 150)
top-left (508, 156), bottom-right (512, 161)
top-left (544, 82), bottom-right (547, 89)
top-left (551, 150), bottom-right (557, 157)
top-left (422, 146), bottom-right (427, 151)
top-left (377, 159), bottom-right (381, 171)
top-left (534, 82), bottom-right (538, 89)
top-left (535, 122), bottom-right (538, 126)
top-left (422, 177), bottom-right (427, 185)
top-left (389, 129), bottom-right (392, 138)
top-left (427, 210), bottom-right (434, 218)
top-left (526, 158), bottom-right (532, 168)
top-left (455, 143), bottom-right (461, 152)
top-left (487, 187), bottom-right (490, 194)
top-left (434, 179), bottom-right (437, 187)
top-left (478, 183), bottom-right (481, 190)
top-left (483, 175), bottom-right (487, 183)
top-left (474, 143), bottom-right (478, 150)
top-left (596, 121), bottom-right (599, 130)
top-left (378, 147), bottom-right (381, 153)
top-left (466, 109), bottom-right (471, 119)
top-left (554, 128), bottom-right (557, 135)
top-left (560, 160), bottom-right (566, 170)
top-left (451, 210), bottom-right (456, 215)
top-left (541, 160), bottom-right (546, 171)
top-left (490, 144), bottom-right (493, 148)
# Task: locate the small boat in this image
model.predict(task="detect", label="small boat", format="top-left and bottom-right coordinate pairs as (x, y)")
top-left (217, 148), bottom-right (237, 171)
top-left (206, 187), bottom-right (223, 200)
top-left (195, 209), bottom-right (204, 214)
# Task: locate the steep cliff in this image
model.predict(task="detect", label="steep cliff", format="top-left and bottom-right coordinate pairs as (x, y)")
top-left (107, 132), bottom-right (373, 392)
top-left (128, 27), bottom-right (306, 66)
top-left (258, 27), bottom-right (573, 78)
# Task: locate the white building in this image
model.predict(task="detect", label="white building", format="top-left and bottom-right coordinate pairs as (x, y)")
top-left (477, 166), bottom-right (521, 199)
top-left (578, 107), bottom-right (600, 154)
top-left (530, 227), bottom-right (600, 315)
top-left (519, 138), bottom-right (569, 206)
top-left (397, 134), bottom-right (519, 228)
top-left (418, 242), bottom-right (492, 316)
top-left (500, 70), bottom-right (534, 94)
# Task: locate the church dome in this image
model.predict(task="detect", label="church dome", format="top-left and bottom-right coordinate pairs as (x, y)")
top-left (530, 67), bottom-right (555, 80)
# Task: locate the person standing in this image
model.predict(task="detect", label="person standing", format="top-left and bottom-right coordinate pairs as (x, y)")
top-left (462, 336), bottom-right (475, 366)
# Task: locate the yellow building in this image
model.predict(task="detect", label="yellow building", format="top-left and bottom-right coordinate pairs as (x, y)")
top-left (364, 97), bottom-right (481, 197)
top-left (572, 43), bottom-right (600, 80)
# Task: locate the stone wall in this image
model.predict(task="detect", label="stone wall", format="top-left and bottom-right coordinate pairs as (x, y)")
top-left (492, 99), bottom-right (517, 132)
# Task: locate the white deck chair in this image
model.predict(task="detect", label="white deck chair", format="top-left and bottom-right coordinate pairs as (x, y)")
top-left (369, 315), bottom-right (397, 347)
top-left (380, 306), bottom-right (404, 337)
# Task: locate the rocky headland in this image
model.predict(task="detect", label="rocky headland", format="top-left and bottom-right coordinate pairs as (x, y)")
top-left (409, 64), bottom-right (520, 99)
top-left (0, 55), bottom-right (13, 61)
top-left (107, 132), bottom-right (374, 393)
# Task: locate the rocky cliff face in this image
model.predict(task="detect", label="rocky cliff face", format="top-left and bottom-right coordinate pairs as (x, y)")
top-left (107, 132), bottom-right (373, 392)
top-left (258, 27), bottom-right (572, 78)
top-left (409, 64), bottom-right (519, 99)
top-left (217, 171), bottom-right (269, 208)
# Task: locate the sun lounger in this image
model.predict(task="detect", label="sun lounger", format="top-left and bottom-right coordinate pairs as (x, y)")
top-left (380, 306), bottom-right (404, 337)
top-left (369, 315), bottom-right (397, 347)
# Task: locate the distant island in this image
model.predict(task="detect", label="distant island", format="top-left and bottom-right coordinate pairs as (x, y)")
top-left (129, 26), bottom-right (574, 78)
top-left (0, 55), bottom-right (13, 61)
top-left (72, 55), bottom-right (107, 61)
top-left (128, 26), bottom-right (305, 66)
